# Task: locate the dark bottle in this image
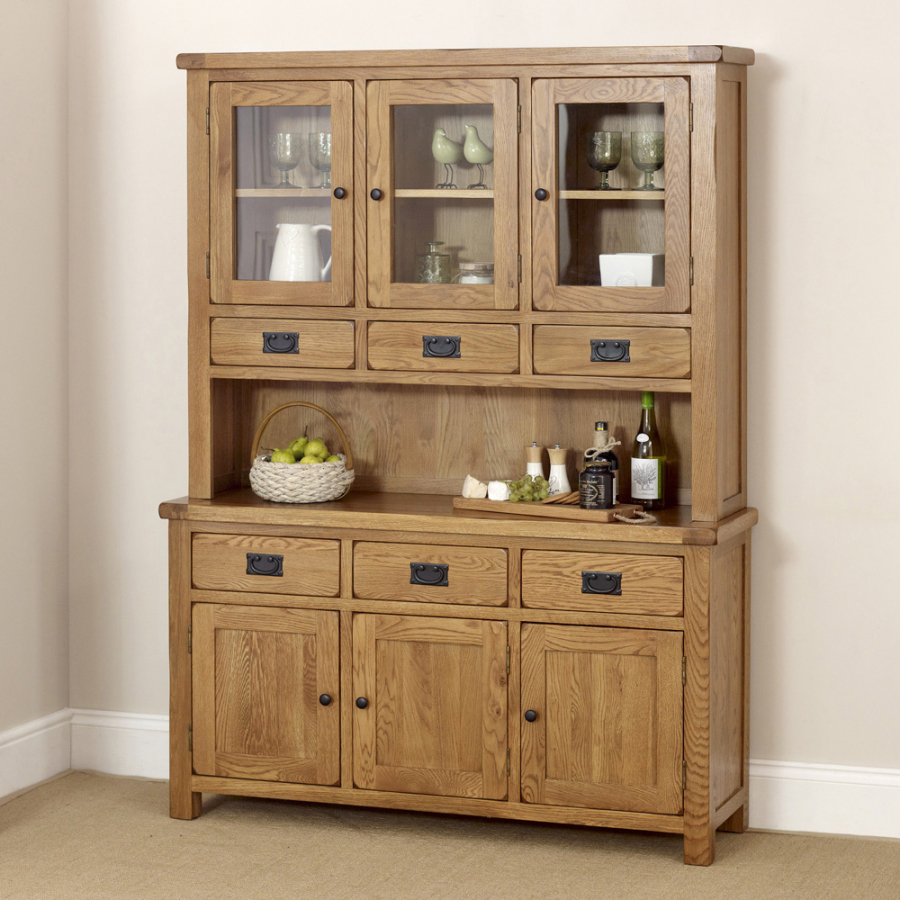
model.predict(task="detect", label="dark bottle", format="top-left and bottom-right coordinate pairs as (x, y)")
top-left (631, 392), bottom-right (667, 510)
top-left (580, 460), bottom-right (614, 510)
top-left (584, 420), bottom-right (619, 505)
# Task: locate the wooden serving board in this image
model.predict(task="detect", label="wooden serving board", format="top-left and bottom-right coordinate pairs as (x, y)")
top-left (453, 497), bottom-right (641, 523)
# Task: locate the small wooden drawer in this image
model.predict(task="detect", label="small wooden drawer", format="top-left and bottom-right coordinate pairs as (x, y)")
top-left (532, 326), bottom-right (691, 378)
top-left (192, 534), bottom-right (340, 596)
top-left (521, 550), bottom-right (683, 615)
top-left (210, 318), bottom-right (355, 368)
top-left (367, 322), bottom-right (519, 374)
top-left (354, 542), bottom-right (508, 606)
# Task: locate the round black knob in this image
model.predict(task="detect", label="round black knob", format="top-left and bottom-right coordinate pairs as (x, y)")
top-left (355, 697), bottom-right (369, 709)
top-left (534, 188), bottom-right (549, 201)
top-left (333, 187), bottom-right (347, 199)
top-left (370, 188), bottom-right (383, 201)
top-left (319, 694), bottom-right (332, 706)
top-left (524, 709), bottom-right (538, 722)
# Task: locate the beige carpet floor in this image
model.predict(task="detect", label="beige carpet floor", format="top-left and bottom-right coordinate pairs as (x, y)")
top-left (1, 772), bottom-right (898, 900)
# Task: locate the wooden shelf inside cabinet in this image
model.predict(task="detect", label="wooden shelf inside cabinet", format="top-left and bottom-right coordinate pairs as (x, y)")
top-left (234, 188), bottom-right (335, 198)
top-left (393, 189), bottom-right (495, 199)
top-left (559, 190), bottom-right (666, 201)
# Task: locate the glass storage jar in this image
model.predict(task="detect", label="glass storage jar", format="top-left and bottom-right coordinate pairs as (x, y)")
top-left (415, 241), bottom-right (452, 284)
top-left (454, 261), bottom-right (494, 284)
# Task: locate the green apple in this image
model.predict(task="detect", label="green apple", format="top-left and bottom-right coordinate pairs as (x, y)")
top-left (324, 455), bottom-right (341, 463)
top-left (270, 449), bottom-right (296, 464)
top-left (299, 455), bottom-right (323, 464)
top-left (305, 438), bottom-right (328, 458)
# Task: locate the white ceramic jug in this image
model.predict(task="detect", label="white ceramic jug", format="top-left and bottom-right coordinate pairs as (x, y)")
top-left (269, 223), bottom-right (332, 282)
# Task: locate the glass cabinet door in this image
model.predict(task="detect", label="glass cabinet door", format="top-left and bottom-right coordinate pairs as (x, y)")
top-left (367, 79), bottom-right (518, 309)
top-left (210, 81), bottom-right (352, 306)
top-left (532, 78), bottom-right (690, 313)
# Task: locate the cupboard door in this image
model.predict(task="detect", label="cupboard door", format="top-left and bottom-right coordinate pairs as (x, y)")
top-left (367, 79), bottom-right (518, 310)
top-left (532, 78), bottom-right (690, 312)
top-left (210, 81), bottom-right (353, 306)
top-left (192, 604), bottom-right (340, 785)
top-left (521, 624), bottom-right (683, 814)
top-left (352, 614), bottom-right (508, 799)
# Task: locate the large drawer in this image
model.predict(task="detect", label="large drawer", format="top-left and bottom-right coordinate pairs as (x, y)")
top-left (532, 325), bottom-right (691, 378)
top-left (521, 550), bottom-right (683, 615)
top-left (210, 318), bottom-right (355, 368)
top-left (192, 534), bottom-right (341, 596)
top-left (354, 542), bottom-right (508, 606)
top-left (367, 322), bottom-right (519, 374)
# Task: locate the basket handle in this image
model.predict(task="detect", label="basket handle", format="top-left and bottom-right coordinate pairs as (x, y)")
top-left (250, 401), bottom-right (354, 470)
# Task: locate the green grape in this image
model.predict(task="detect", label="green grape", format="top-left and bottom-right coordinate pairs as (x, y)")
top-left (509, 495), bottom-right (519, 502)
top-left (539, 489), bottom-right (549, 499)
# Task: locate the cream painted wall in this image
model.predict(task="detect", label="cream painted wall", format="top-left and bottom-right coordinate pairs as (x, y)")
top-left (0, 0), bottom-right (69, 732)
top-left (66, 1), bottom-right (900, 769)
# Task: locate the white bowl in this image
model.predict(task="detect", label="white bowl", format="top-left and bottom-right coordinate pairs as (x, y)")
top-left (599, 253), bottom-right (665, 287)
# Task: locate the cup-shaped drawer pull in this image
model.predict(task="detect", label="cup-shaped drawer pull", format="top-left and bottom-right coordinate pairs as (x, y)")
top-left (581, 571), bottom-right (622, 595)
top-left (246, 553), bottom-right (284, 577)
top-left (590, 339), bottom-right (630, 363)
top-left (422, 336), bottom-right (461, 358)
top-left (263, 332), bottom-right (300, 354)
top-left (410, 563), bottom-right (449, 586)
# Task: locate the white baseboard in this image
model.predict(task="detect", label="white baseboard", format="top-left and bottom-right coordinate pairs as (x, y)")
top-left (0, 709), bottom-right (71, 798)
top-left (748, 758), bottom-right (900, 839)
top-left (4, 710), bottom-right (900, 839)
top-left (70, 709), bottom-right (169, 780)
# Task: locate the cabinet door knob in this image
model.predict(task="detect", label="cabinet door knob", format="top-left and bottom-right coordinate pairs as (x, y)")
top-left (370, 188), bottom-right (383, 201)
top-left (524, 709), bottom-right (538, 722)
top-left (534, 188), bottom-right (549, 201)
top-left (333, 187), bottom-right (347, 199)
top-left (319, 694), bottom-right (332, 706)
top-left (355, 697), bottom-right (369, 709)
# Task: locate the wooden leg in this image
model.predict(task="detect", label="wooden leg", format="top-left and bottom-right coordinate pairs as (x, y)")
top-left (684, 819), bottom-right (716, 866)
top-left (718, 802), bottom-right (749, 833)
top-left (169, 519), bottom-right (202, 820)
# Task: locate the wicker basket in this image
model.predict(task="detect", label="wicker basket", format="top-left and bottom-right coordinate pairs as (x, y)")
top-left (248, 401), bottom-right (355, 503)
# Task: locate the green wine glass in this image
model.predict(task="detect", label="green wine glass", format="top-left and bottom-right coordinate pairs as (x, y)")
top-left (587, 132), bottom-right (622, 190)
top-left (631, 131), bottom-right (664, 190)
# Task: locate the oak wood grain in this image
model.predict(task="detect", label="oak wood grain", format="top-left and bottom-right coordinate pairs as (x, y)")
top-left (191, 533), bottom-right (340, 596)
top-left (521, 550), bottom-right (683, 615)
top-left (353, 541), bottom-right (508, 606)
top-left (210, 318), bottom-right (355, 368)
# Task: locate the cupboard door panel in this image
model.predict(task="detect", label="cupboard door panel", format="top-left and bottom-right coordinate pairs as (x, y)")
top-left (192, 605), bottom-right (340, 785)
top-left (367, 79), bottom-right (518, 310)
top-left (210, 81), bottom-right (353, 307)
top-left (353, 614), bottom-right (508, 799)
top-left (521, 624), bottom-right (682, 814)
top-left (532, 77), bottom-right (690, 313)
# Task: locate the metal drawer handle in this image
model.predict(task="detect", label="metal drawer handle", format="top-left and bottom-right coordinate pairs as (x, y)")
top-left (590, 339), bottom-right (630, 363)
top-left (410, 563), bottom-right (449, 586)
top-left (263, 332), bottom-right (299, 354)
top-left (581, 571), bottom-right (622, 595)
top-left (422, 336), bottom-right (461, 358)
top-left (246, 554), bottom-right (284, 577)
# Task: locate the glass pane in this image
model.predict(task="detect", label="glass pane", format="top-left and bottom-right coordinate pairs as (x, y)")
top-left (391, 104), bottom-right (495, 285)
top-left (234, 105), bottom-right (332, 282)
top-left (557, 102), bottom-right (665, 288)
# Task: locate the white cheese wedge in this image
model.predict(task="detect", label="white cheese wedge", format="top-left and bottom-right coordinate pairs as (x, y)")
top-left (487, 481), bottom-right (511, 501)
top-left (462, 475), bottom-right (488, 499)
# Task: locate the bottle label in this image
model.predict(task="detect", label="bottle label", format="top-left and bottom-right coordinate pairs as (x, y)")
top-left (636, 434), bottom-right (649, 443)
top-left (631, 458), bottom-right (660, 500)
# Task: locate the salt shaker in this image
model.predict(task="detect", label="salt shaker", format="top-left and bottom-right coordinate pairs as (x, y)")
top-left (547, 444), bottom-right (571, 495)
top-left (526, 442), bottom-right (544, 480)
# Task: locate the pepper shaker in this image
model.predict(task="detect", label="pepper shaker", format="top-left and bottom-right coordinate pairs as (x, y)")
top-left (526, 442), bottom-right (545, 480)
top-left (547, 444), bottom-right (571, 495)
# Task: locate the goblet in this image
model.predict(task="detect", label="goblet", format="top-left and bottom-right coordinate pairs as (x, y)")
top-left (267, 133), bottom-right (303, 188)
top-left (631, 131), bottom-right (664, 190)
top-left (587, 131), bottom-right (622, 190)
top-left (308, 132), bottom-right (332, 189)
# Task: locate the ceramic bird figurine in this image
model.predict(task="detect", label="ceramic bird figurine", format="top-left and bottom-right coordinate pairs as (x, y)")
top-left (431, 128), bottom-right (463, 189)
top-left (463, 124), bottom-right (493, 189)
